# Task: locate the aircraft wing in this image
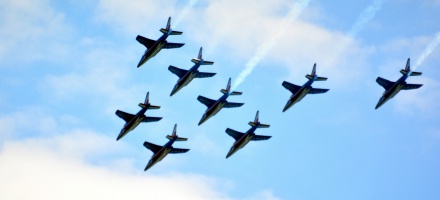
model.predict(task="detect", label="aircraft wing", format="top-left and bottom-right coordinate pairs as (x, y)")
top-left (163, 42), bottom-right (185, 49)
top-left (308, 88), bottom-right (329, 94)
top-left (169, 148), bottom-right (190, 154)
top-left (136, 35), bottom-right (156, 49)
top-left (225, 128), bottom-right (245, 141)
top-left (251, 135), bottom-right (272, 141)
top-left (143, 141), bottom-right (162, 154)
top-left (402, 83), bottom-right (423, 90)
top-left (168, 65), bottom-right (188, 78)
top-left (196, 72), bottom-right (216, 78)
top-left (142, 116), bottom-right (163, 123)
top-left (115, 110), bottom-right (135, 123)
top-left (282, 81), bottom-right (301, 94)
top-left (197, 96), bottom-right (217, 108)
top-left (224, 102), bottom-right (244, 108)
top-left (376, 77), bottom-right (394, 90)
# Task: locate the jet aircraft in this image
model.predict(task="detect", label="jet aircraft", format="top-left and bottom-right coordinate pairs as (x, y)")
top-left (136, 17), bottom-right (185, 68)
top-left (225, 111), bottom-right (271, 159)
top-left (375, 58), bottom-right (423, 109)
top-left (197, 78), bottom-right (244, 126)
top-left (143, 124), bottom-right (190, 171)
top-left (282, 63), bottom-right (329, 112)
top-left (115, 92), bottom-right (162, 141)
top-left (168, 47), bottom-right (216, 96)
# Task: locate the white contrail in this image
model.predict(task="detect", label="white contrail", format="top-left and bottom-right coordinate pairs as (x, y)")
top-left (232, 0), bottom-right (310, 90)
top-left (324, 0), bottom-right (385, 69)
top-left (172, 0), bottom-right (198, 28)
top-left (413, 31), bottom-right (440, 70)
top-left (348, 0), bottom-right (385, 37)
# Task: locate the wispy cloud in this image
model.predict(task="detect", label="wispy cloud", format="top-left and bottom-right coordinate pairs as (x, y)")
top-left (232, 0), bottom-right (310, 90)
top-left (413, 31), bottom-right (440, 70)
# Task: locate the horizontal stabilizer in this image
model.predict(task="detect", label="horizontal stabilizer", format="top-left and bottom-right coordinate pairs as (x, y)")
top-left (282, 81), bottom-right (301, 94)
top-left (315, 76), bottom-right (328, 81)
top-left (248, 122), bottom-right (270, 128)
top-left (160, 28), bottom-right (183, 35)
top-left (142, 116), bottom-right (162, 123)
top-left (224, 102), bottom-right (244, 108)
top-left (138, 103), bottom-right (161, 109)
top-left (308, 88), bottom-right (329, 94)
top-left (191, 58), bottom-right (214, 65)
top-left (168, 65), bottom-right (188, 78)
top-left (402, 83), bottom-right (423, 90)
top-left (197, 96), bottom-right (216, 108)
top-left (410, 71), bottom-right (422, 76)
top-left (376, 77), bottom-right (394, 91)
top-left (166, 135), bottom-right (188, 141)
top-left (169, 148), bottom-right (189, 154)
top-left (225, 128), bottom-right (245, 141)
top-left (136, 35), bottom-right (156, 49)
top-left (230, 91), bottom-right (242, 95)
top-left (115, 110), bottom-right (135, 123)
top-left (143, 141), bottom-right (162, 154)
top-left (163, 42), bottom-right (185, 49)
top-left (251, 135), bottom-right (272, 141)
top-left (305, 74), bottom-right (314, 80)
top-left (196, 72), bottom-right (216, 78)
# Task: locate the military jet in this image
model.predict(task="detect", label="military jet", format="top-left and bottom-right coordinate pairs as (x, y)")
top-left (168, 47), bottom-right (216, 96)
top-left (375, 58), bottom-right (423, 109)
top-left (136, 17), bottom-right (185, 68)
top-left (115, 92), bottom-right (162, 141)
top-left (225, 111), bottom-right (271, 159)
top-left (197, 78), bottom-right (244, 126)
top-left (282, 63), bottom-right (329, 112)
top-left (143, 124), bottom-right (189, 171)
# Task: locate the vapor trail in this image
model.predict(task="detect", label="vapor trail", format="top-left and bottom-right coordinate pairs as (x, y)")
top-left (322, 0), bottom-right (385, 70)
top-left (413, 31), bottom-right (440, 70)
top-left (232, 0), bottom-right (310, 90)
top-left (172, 0), bottom-right (198, 28)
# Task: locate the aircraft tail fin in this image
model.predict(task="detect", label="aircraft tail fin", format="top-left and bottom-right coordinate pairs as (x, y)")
top-left (166, 124), bottom-right (188, 141)
top-left (248, 110), bottom-right (270, 128)
top-left (220, 78), bottom-right (242, 95)
top-left (191, 47), bottom-right (214, 65)
top-left (159, 17), bottom-right (183, 35)
top-left (138, 92), bottom-right (161, 109)
top-left (400, 58), bottom-right (422, 76)
top-left (305, 63), bottom-right (327, 80)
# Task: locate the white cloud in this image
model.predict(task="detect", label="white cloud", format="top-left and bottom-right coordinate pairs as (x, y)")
top-left (0, 128), bottom-right (281, 200)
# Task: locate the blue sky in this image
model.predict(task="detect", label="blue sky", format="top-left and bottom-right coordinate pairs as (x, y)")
top-left (1, 0), bottom-right (440, 199)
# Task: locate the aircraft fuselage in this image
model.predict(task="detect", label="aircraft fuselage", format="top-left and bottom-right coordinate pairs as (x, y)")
top-left (145, 140), bottom-right (175, 171)
top-left (170, 64), bottom-right (201, 96)
top-left (117, 108), bottom-right (147, 140)
top-left (198, 94), bottom-right (229, 125)
top-left (226, 126), bottom-right (258, 158)
top-left (283, 79), bottom-right (314, 112)
top-left (376, 75), bottom-right (408, 109)
top-left (137, 34), bottom-right (169, 67)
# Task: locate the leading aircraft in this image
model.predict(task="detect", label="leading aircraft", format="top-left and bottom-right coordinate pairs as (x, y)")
top-left (168, 47), bottom-right (216, 96)
top-left (225, 111), bottom-right (271, 159)
top-left (197, 78), bottom-right (244, 126)
top-left (115, 92), bottom-right (162, 141)
top-left (282, 63), bottom-right (329, 112)
top-left (143, 124), bottom-right (190, 171)
top-left (136, 17), bottom-right (185, 68)
top-left (375, 58), bottom-right (423, 109)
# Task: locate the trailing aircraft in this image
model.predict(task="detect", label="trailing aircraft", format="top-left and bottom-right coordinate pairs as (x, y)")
top-left (375, 58), bottom-right (423, 109)
top-left (143, 124), bottom-right (189, 171)
top-left (282, 63), bottom-right (329, 112)
top-left (197, 78), bottom-right (244, 126)
top-left (168, 47), bottom-right (216, 96)
top-left (225, 111), bottom-right (271, 159)
top-left (115, 92), bottom-right (162, 141)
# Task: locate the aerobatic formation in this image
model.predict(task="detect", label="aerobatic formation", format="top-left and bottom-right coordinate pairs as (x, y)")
top-left (114, 17), bottom-right (426, 171)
